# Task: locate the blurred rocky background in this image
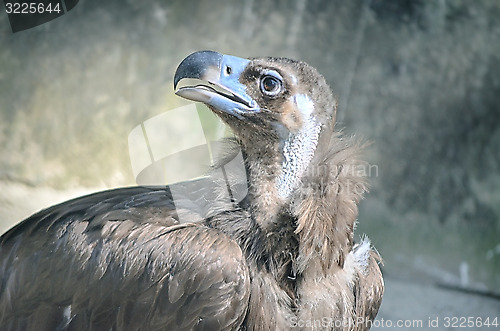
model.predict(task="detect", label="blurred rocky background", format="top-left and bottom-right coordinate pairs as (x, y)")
top-left (1, 0), bottom-right (499, 326)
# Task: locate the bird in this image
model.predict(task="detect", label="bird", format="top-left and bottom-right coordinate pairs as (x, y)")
top-left (0, 50), bottom-right (383, 330)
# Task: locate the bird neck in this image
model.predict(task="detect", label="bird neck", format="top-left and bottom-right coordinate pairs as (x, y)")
top-left (241, 140), bottom-right (285, 231)
top-left (241, 117), bottom-right (322, 232)
top-left (241, 130), bottom-right (367, 271)
top-left (291, 133), bottom-right (367, 271)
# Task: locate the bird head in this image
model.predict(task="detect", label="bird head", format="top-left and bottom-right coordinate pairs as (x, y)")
top-left (174, 51), bottom-right (337, 202)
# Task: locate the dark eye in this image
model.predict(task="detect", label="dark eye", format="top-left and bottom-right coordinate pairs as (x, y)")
top-left (260, 75), bottom-right (282, 96)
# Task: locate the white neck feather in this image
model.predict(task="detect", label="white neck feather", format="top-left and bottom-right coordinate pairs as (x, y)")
top-left (276, 95), bottom-right (321, 200)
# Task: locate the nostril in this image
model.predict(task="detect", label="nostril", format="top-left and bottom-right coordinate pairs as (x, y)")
top-left (225, 66), bottom-right (232, 75)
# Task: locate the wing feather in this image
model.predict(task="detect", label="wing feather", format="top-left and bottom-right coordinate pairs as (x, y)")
top-left (0, 185), bottom-right (250, 330)
top-left (354, 251), bottom-right (384, 330)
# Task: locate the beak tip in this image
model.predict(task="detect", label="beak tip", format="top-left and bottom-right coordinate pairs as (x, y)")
top-left (173, 50), bottom-right (223, 90)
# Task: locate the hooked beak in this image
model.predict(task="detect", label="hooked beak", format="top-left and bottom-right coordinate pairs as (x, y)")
top-left (174, 51), bottom-right (259, 119)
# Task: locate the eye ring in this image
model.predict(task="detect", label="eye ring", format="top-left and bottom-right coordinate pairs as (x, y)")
top-left (260, 74), bottom-right (282, 96)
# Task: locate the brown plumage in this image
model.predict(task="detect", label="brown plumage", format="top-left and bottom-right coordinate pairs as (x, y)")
top-left (0, 51), bottom-right (383, 330)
